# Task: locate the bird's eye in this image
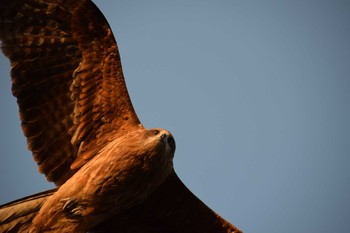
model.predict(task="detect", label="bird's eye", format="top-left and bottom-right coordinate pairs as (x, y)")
top-left (153, 130), bottom-right (160, 135)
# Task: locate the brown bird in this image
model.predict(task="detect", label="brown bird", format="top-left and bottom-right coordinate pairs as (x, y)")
top-left (0, 0), bottom-right (242, 232)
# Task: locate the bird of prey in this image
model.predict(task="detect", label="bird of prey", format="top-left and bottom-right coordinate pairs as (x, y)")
top-left (0, 0), bottom-right (242, 232)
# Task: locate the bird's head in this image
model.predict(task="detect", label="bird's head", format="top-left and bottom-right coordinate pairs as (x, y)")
top-left (149, 128), bottom-right (175, 152)
top-left (144, 128), bottom-right (176, 159)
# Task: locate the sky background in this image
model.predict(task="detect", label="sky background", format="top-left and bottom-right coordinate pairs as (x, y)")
top-left (0, 1), bottom-right (350, 232)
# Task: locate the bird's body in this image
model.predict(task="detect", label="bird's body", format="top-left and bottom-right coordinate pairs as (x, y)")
top-left (30, 128), bottom-right (175, 232)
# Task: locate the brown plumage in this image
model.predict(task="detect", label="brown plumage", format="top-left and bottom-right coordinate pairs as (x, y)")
top-left (0, 0), bottom-right (242, 232)
top-left (0, 189), bottom-right (56, 232)
top-left (30, 128), bottom-right (175, 232)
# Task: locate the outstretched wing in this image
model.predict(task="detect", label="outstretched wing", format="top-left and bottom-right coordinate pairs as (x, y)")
top-left (94, 172), bottom-right (242, 233)
top-left (0, 0), bottom-right (141, 185)
top-left (0, 174), bottom-right (241, 233)
top-left (0, 188), bottom-right (56, 233)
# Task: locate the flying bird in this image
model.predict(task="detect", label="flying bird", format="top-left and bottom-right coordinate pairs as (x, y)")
top-left (0, 0), bottom-right (242, 232)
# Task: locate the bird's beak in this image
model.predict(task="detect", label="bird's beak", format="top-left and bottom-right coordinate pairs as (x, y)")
top-left (160, 133), bottom-right (168, 143)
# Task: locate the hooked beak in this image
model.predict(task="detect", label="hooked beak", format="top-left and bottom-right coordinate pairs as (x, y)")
top-left (160, 133), bottom-right (168, 143)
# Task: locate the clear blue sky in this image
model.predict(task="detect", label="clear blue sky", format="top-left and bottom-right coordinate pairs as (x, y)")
top-left (0, 1), bottom-right (349, 232)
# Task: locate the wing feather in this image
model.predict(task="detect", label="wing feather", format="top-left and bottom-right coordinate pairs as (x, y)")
top-left (0, 0), bottom-right (141, 185)
top-left (0, 174), bottom-right (241, 233)
top-left (0, 189), bottom-right (56, 233)
top-left (95, 172), bottom-right (242, 233)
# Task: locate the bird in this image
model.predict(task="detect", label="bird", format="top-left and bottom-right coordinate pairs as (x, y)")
top-left (0, 0), bottom-right (242, 232)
